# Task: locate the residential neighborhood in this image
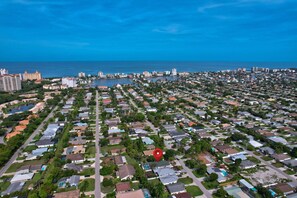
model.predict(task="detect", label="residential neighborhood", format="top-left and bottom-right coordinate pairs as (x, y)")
top-left (0, 67), bottom-right (297, 198)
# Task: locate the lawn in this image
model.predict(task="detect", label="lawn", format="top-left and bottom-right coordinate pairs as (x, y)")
top-left (148, 178), bottom-right (160, 185)
top-left (24, 172), bottom-right (42, 188)
top-left (101, 184), bottom-right (115, 194)
top-left (86, 143), bottom-right (96, 155)
top-left (124, 155), bottom-right (138, 166)
top-left (284, 169), bottom-right (295, 175)
top-left (80, 168), bottom-right (95, 176)
top-left (273, 162), bottom-right (284, 168)
top-left (16, 156), bottom-right (26, 160)
top-left (247, 156), bottom-right (261, 164)
top-left (261, 156), bottom-right (273, 161)
top-left (186, 185), bottom-right (203, 196)
top-left (101, 145), bottom-right (124, 153)
top-left (131, 181), bottom-right (140, 190)
top-left (23, 145), bottom-right (38, 152)
top-left (253, 151), bottom-right (261, 156)
top-left (192, 170), bottom-right (205, 178)
top-left (79, 178), bottom-right (95, 192)
top-left (178, 177), bottom-right (193, 184)
top-left (0, 181), bottom-right (10, 192)
top-left (202, 181), bottom-right (219, 189)
top-left (6, 159), bottom-right (45, 173)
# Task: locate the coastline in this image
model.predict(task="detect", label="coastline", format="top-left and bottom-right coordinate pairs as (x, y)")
top-left (1, 61), bottom-right (296, 78)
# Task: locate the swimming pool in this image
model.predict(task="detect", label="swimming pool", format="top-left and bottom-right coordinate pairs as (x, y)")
top-left (221, 169), bottom-right (228, 176)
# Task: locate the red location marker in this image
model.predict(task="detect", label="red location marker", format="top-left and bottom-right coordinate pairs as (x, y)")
top-left (153, 148), bottom-right (163, 162)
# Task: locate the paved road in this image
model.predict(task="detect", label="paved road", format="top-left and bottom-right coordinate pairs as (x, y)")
top-left (177, 107), bottom-right (199, 122)
top-left (0, 102), bottom-right (61, 177)
top-left (178, 158), bottom-right (212, 198)
top-left (121, 88), bottom-right (158, 134)
top-left (247, 151), bottom-right (297, 183)
top-left (95, 90), bottom-right (102, 198)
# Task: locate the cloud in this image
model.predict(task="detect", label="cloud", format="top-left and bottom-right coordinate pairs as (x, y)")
top-left (153, 24), bottom-right (183, 34)
top-left (197, 0), bottom-right (287, 13)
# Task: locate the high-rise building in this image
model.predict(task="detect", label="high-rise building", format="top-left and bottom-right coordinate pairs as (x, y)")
top-left (143, 71), bottom-right (151, 77)
top-left (78, 72), bottom-right (86, 78)
top-left (0, 68), bottom-right (8, 75)
top-left (62, 77), bottom-right (77, 88)
top-left (172, 68), bottom-right (177, 76)
top-left (98, 71), bottom-right (104, 78)
top-left (0, 74), bottom-right (22, 92)
top-left (23, 71), bottom-right (42, 81)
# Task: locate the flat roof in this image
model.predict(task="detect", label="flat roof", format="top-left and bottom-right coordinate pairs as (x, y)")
top-left (240, 179), bottom-right (254, 189)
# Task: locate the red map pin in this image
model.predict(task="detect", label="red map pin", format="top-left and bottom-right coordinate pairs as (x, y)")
top-left (153, 148), bottom-right (163, 162)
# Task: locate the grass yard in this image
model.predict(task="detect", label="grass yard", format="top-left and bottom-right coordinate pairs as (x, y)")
top-left (178, 177), bottom-right (193, 184)
top-left (101, 184), bottom-right (115, 194)
top-left (131, 181), bottom-right (140, 190)
top-left (124, 155), bottom-right (138, 166)
top-left (284, 169), bottom-right (295, 175)
top-left (261, 156), bottom-right (273, 161)
top-left (79, 178), bottom-right (95, 192)
top-left (253, 151), bottom-right (261, 156)
top-left (0, 181), bottom-right (10, 192)
top-left (80, 168), bottom-right (95, 176)
top-left (24, 172), bottom-right (42, 189)
top-left (6, 159), bottom-right (45, 173)
top-left (101, 145), bottom-right (124, 153)
top-left (23, 145), bottom-right (38, 152)
top-left (247, 156), bottom-right (261, 164)
top-left (273, 162), bottom-right (284, 168)
top-left (192, 170), bottom-right (205, 178)
top-left (202, 181), bottom-right (219, 189)
top-left (148, 178), bottom-right (160, 185)
top-left (186, 185), bottom-right (203, 196)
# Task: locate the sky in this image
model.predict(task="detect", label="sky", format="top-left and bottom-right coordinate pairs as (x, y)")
top-left (0, 0), bottom-right (296, 62)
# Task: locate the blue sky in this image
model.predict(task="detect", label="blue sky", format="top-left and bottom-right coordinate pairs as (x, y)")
top-left (0, 0), bottom-right (296, 61)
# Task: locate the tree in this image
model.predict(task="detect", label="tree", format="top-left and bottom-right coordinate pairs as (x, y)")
top-left (291, 147), bottom-right (297, 158)
top-left (207, 173), bottom-right (218, 182)
top-left (100, 138), bottom-right (109, 147)
top-left (164, 149), bottom-right (175, 160)
top-left (231, 133), bottom-right (248, 141)
top-left (147, 155), bottom-right (155, 162)
top-left (0, 128), bottom-right (6, 136)
top-left (234, 159), bottom-right (242, 166)
top-left (224, 137), bottom-right (232, 144)
top-left (213, 187), bottom-right (228, 197)
top-left (257, 185), bottom-right (273, 198)
top-left (149, 182), bottom-right (165, 197)
top-left (185, 159), bottom-right (199, 169)
top-left (100, 165), bottom-right (114, 176)
top-left (102, 178), bottom-right (113, 187)
top-left (195, 164), bottom-right (207, 176)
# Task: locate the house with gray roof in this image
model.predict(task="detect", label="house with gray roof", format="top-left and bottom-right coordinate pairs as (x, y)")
top-left (166, 183), bottom-right (186, 195)
top-left (240, 160), bottom-right (257, 169)
top-left (259, 147), bottom-right (275, 155)
top-left (142, 137), bottom-right (154, 145)
top-left (36, 138), bottom-right (54, 148)
top-left (159, 174), bottom-right (179, 185)
top-left (1, 182), bottom-right (24, 196)
top-left (117, 164), bottom-right (135, 180)
top-left (207, 167), bottom-right (228, 183)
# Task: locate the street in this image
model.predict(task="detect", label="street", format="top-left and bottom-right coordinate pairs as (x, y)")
top-left (0, 101), bottom-right (62, 177)
top-left (94, 90), bottom-right (102, 198)
top-left (178, 158), bottom-right (212, 198)
top-left (247, 151), bottom-right (297, 183)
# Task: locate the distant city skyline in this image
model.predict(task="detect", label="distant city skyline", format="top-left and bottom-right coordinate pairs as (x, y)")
top-left (0, 0), bottom-right (297, 62)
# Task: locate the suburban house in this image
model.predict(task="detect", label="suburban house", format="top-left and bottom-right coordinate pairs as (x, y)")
top-left (117, 164), bottom-right (136, 180)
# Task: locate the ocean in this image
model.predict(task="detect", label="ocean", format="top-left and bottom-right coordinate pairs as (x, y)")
top-left (0, 61), bottom-right (296, 78)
